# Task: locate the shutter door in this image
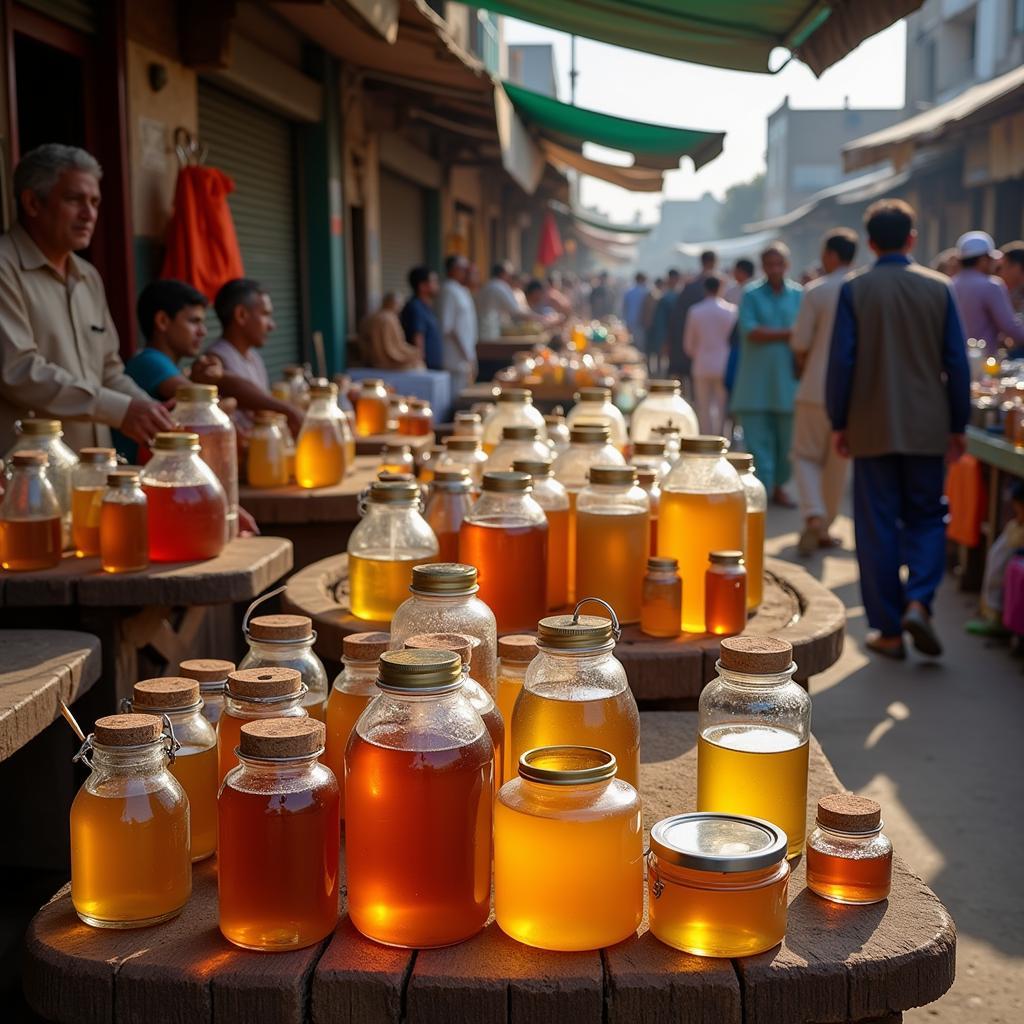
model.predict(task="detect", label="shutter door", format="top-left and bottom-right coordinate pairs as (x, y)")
top-left (379, 169), bottom-right (425, 302)
top-left (197, 82), bottom-right (302, 383)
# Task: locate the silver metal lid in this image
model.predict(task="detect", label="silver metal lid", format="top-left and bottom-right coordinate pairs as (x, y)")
top-left (649, 812), bottom-right (788, 872)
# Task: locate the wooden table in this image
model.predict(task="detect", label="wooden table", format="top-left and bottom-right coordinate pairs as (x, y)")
top-left (282, 554), bottom-right (845, 699)
top-left (22, 712), bottom-right (955, 1024)
top-left (354, 431), bottom-right (434, 457)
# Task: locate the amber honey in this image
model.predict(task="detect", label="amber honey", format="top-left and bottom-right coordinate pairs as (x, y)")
top-left (705, 558), bottom-right (747, 635)
top-left (576, 509), bottom-right (647, 623)
top-left (217, 703), bottom-right (307, 783)
top-left (171, 744), bottom-right (218, 861)
top-left (747, 508), bottom-right (765, 609)
top-left (650, 515), bottom-right (658, 556)
top-left (543, 506), bottom-right (570, 610)
top-left (324, 688), bottom-right (374, 818)
top-left (641, 561), bottom-right (682, 638)
top-left (144, 482), bottom-right (225, 562)
top-left (349, 553), bottom-right (434, 621)
top-left (398, 412), bottom-right (433, 436)
top-left (0, 517), bottom-right (62, 570)
top-left (355, 395), bottom-right (389, 436)
top-left (248, 433), bottom-right (288, 488)
top-left (295, 422), bottom-right (346, 488)
top-left (806, 846), bottom-right (892, 904)
top-left (100, 501), bottom-right (148, 573)
top-left (566, 492), bottom-right (579, 603)
top-left (72, 486), bottom-right (104, 556)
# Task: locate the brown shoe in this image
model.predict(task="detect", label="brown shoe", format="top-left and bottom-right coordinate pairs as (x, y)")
top-left (866, 634), bottom-right (906, 660)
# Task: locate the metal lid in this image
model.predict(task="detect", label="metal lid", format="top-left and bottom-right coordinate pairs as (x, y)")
top-left (518, 746), bottom-right (617, 785)
top-left (482, 470), bottom-right (530, 493)
top-left (635, 467), bottom-right (658, 489)
top-left (650, 812), bottom-right (788, 872)
top-left (588, 464), bottom-right (636, 486)
top-left (719, 635), bottom-right (793, 675)
top-left (501, 425), bottom-right (539, 440)
top-left (247, 614), bottom-right (314, 643)
top-left (239, 718), bottom-right (325, 759)
top-left (569, 422), bottom-right (610, 444)
top-left (512, 458), bottom-right (553, 477)
top-left (679, 435), bottom-right (728, 455)
top-left (498, 633), bottom-right (538, 663)
top-left (94, 713), bottom-right (162, 747)
top-left (726, 452), bottom-right (754, 473)
top-left (283, 364), bottom-right (304, 377)
top-left (253, 410), bottom-right (281, 425)
top-left (432, 468), bottom-right (472, 490)
top-left (131, 677), bottom-right (201, 710)
top-left (367, 479), bottom-right (420, 503)
top-left (454, 411), bottom-right (481, 424)
top-left (404, 632), bottom-right (474, 670)
top-left (445, 437), bottom-right (482, 452)
top-left (310, 381), bottom-right (338, 398)
top-left (79, 447), bottom-right (115, 464)
top-left (411, 562), bottom-right (478, 594)
top-left (377, 649), bottom-right (462, 690)
top-left (343, 631), bottom-right (390, 662)
top-left (709, 550), bottom-right (744, 566)
top-left (175, 383), bottom-right (218, 403)
top-left (648, 379), bottom-right (681, 394)
top-left (377, 471), bottom-right (415, 484)
top-left (496, 387), bottom-right (532, 403)
top-left (178, 658), bottom-right (235, 683)
top-left (647, 556), bottom-right (678, 571)
top-left (633, 440), bottom-right (666, 456)
top-left (107, 470), bottom-right (140, 487)
top-left (816, 792), bottom-right (883, 834)
top-left (152, 432), bottom-right (200, 451)
top-left (537, 599), bottom-right (620, 650)
top-left (576, 387), bottom-right (611, 401)
top-left (359, 378), bottom-right (386, 388)
top-left (19, 418), bottom-right (61, 436)
top-left (226, 667), bottom-right (304, 699)
top-left (11, 450), bottom-right (48, 466)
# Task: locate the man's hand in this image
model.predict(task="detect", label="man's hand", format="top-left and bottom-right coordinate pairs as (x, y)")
top-left (284, 407), bottom-right (304, 438)
top-left (946, 433), bottom-right (966, 465)
top-left (238, 506), bottom-right (260, 536)
top-left (833, 430), bottom-right (850, 458)
top-left (190, 355), bottom-right (224, 383)
top-left (121, 398), bottom-right (175, 445)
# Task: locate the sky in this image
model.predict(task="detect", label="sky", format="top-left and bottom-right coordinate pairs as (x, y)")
top-left (502, 17), bottom-right (907, 224)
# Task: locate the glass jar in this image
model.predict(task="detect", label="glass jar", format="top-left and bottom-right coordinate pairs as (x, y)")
top-left (727, 452), bottom-right (768, 610)
top-left (324, 630), bottom-right (389, 819)
top-left (217, 667), bottom-right (308, 783)
top-left (71, 447), bottom-right (117, 557)
top-left (438, 436), bottom-right (488, 489)
top-left (544, 412), bottom-right (570, 454)
top-left (481, 388), bottom-right (547, 453)
top-left (512, 601), bottom-right (640, 789)
top-left (387, 395), bottom-right (409, 432)
top-left (652, 424), bottom-right (682, 462)
top-left (452, 411), bottom-right (483, 439)
top-left (512, 458), bottom-right (569, 611)
top-left (635, 466), bottom-right (660, 556)
top-left (295, 381), bottom-right (348, 488)
top-left (5, 418), bottom-right (77, 543)
top-left (631, 440), bottom-right (672, 481)
top-left (648, 812), bottom-right (789, 957)
top-left (219, 718), bottom-right (339, 950)
top-left (247, 411), bottom-right (289, 488)
top-left (124, 677), bottom-right (218, 861)
top-left (0, 451), bottom-right (63, 570)
top-left (697, 636), bottom-right (811, 858)
top-left (354, 378), bottom-right (390, 437)
top-left (705, 551), bottom-right (747, 635)
top-left (278, 412), bottom-right (298, 482)
top-left (141, 432), bottom-right (228, 562)
top-left (496, 633), bottom-right (538, 781)
top-left (378, 443), bottom-right (414, 476)
top-left (345, 650), bottom-right (493, 947)
top-left (566, 387), bottom-right (628, 452)
top-left (178, 658), bottom-right (235, 727)
top-left (629, 379), bottom-right (698, 443)
top-left (398, 398), bottom-right (434, 437)
top-left (806, 793), bottom-right (893, 905)
top-left (485, 425), bottom-right (552, 473)
top-left (390, 562), bottom-right (498, 696)
top-left (575, 465), bottom-right (649, 625)
top-left (459, 471), bottom-right (548, 633)
top-left (282, 364), bottom-right (311, 409)
top-left (424, 468), bottom-right (473, 562)
top-left (70, 714), bottom-right (191, 928)
top-left (100, 471), bottom-right (148, 573)
top-left (495, 746), bottom-right (642, 950)
top-left (641, 557), bottom-right (682, 638)
top-left (416, 444), bottom-right (446, 486)
top-left (347, 479), bottom-right (439, 622)
top-left (658, 436), bottom-right (745, 634)
top-left (173, 384), bottom-right (239, 539)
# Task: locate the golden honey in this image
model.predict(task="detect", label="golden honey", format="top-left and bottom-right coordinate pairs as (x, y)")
top-left (0, 517), bottom-right (62, 570)
top-left (72, 486), bottom-right (104, 556)
top-left (641, 558), bottom-right (682, 638)
top-left (325, 688), bottom-right (373, 812)
top-left (543, 506), bottom-right (570, 610)
top-left (295, 421), bottom-right (346, 488)
top-left (171, 744), bottom-right (218, 861)
top-left (704, 553), bottom-right (747, 635)
top-left (248, 424), bottom-right (289, 487)
top-left (747, 508), bottom-right (766, 609)
top-left (806, 846), bottom-right (892, 904)
top-left (349, 553), bottom-right (434, 622)
top-left (576, 508), bottom-right (647, 624)
top-left (355, 393), bottom-right (389, 436)
top-left (100, 499), bottom-right (148, 573)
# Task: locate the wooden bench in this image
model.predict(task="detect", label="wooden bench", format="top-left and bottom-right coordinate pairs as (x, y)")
top-left (22, 712), bottom-right (954, 1024)
top-left (282, 554), bottom-right (845, 699)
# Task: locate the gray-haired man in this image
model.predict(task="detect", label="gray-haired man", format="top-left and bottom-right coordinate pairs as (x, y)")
top-left (0, 143), bottom-right (173, 452)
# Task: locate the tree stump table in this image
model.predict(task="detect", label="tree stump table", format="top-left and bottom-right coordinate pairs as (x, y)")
top-left (23, 712), bottom-right (954, 1024)
top-left (282, 554), bottom-right (845, 699)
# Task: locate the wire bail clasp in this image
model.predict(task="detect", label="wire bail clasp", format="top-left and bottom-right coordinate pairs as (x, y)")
top-left (242, 584), bottom-right (288, 638)
top-left (571, 597), bottom-right (622, 642)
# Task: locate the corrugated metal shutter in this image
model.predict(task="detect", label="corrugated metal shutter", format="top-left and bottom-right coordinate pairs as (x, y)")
top-left (380, 169), bottom-right (425, 302)
top-left (197, 82), bottom-right (302, 382)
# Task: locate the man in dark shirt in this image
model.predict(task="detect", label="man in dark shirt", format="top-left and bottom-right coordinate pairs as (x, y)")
top-left (400, 266), bottom-right (443, 370)
top-left (669, 249), bottom-right (718, 380)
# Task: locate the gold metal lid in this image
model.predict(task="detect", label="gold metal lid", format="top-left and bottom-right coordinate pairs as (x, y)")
top-left (79, 447), bottom-right (115, 464)
top-left (575, 387), bottom-right (611, 402)
top-left (404, 632), bottom-right (474, 670)
top-left (709, 550), bottom-right (744, 566)
top-left (283, 364), bottom-right (304, 377)
top-left (512, 458), bottom-right (553, 477)
top-left (518, 746), bottom-right (617, 786)
top-left (376, 471), bottom-right (415, 483)
top-left (482, 470), bottom-right (530, 493)
top-left (726, 452), bottom-right (754, 472)
top-left (537, 599), bottom-right (620, 650)
top-left (175, 383), bottom-right (218, 402)
top-left (152, 432), bottom-right (200, 451)
top-left (679, 435), bottom-right (728, 455)
top-left (367, 479), bottom-right (420, 503)
top-left (11, 450), bottom-right (48, 466)
top-left (501, 425), bottom-right (539, 440)
top-left (718, 635), bottom-right (793, 675)
top-left (454, 411), bottom-right (481, 423)
top-left (411, 562), bottom-right (478, 594)
top-left (310, 381), bottom-right (338, 398)
top-left (588, 464), bottom-right (636, 486)
top-left (445, 437), bottom-right (481, 452)
top-left (19, 418), bottom-right (61, 436)
top-left (433, 468), bottom-right (472, 490)
top-left (648, 556), bottom-right (678, 571)
top-left (178, 658), bottom-right (235, 683)
top-left (569, 422), bottom-right (610, 444)
top-left (648, 379), bottom-right (681, 394)
top-left (359, 378), bottom-right (386, 388)
top-left (94, 713), bottom-right (162, 747)
top-left (131, 676), bottom-right (201, 710)
top-left (381, 443), bottom-right (412, 456)
top-left (239, 718), bottom-right (325, 759)
top-left (377, 649), bottom-right (462, 690)
top-left (107, 470), bottom-right (140, 487)
top-left (498, 633), bottom-right (538, 663)
top-left (496, 387), bottom-right (532, 403)
top-left (633, 440), bottom-right (666, 456)
top-left (253, 410), bottom-right (281, 425)
top-left (343, 631), bottom-right (390, 662)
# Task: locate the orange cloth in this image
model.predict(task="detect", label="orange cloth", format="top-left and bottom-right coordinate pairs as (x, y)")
top-left (945, 454), bottom-right (985, 548)
top-left (160, 166), bottom-right (244, 301)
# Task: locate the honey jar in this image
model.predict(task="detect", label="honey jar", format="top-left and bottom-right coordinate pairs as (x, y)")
top-left (565, 387), bottom-right (628, 452)
top-left (704, 550), bottom-right (748, 635)
top-left (0, 451), bottom-right (63, 570)
top-left (178, 658), bottom-right (235, 726)
top-left (100, 471), bottom-right (148, 573)
top-left (641, 557), bottom-right (682, 638)
top-left (296, 381), bottom-right (350, 488)
top-left (424, 468), bottom-right (473, 562)
top-left (437, 436), bottom-right (488, 489)
top-left (480, 387), bottom-right (547, 453)
top-left (726, 452), bottom-right (767, 610)
top-left (496, 633), bottom-right (538, 781)
top-left (71, 447), bottom-right (117, 557)
top-left (485, 425), bottom-right (551, 473)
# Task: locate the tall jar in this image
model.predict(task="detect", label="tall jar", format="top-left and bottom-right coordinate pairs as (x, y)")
top-left (141, 432), bottom-right (228, 562)
top-left (632, 440), bottom-right (672, 481)
top-left (485, 425), bottom-right (551, 473)
top-left (345, 650), bottom-right (493, 947)
top-left (173, 384), bottom-right (239, 539)
top-left (496, 633), bottom-right (538, 781)
top-left (398, 398), bottom-right (434, 437)
top-left (354, 378), bottom-right (390, 437)
top-left (566, 387), bottom-right (628, 452)
top-left (71, 447), bottom-right (117, 557)
top-left (124, 677), bottom-right (218, 862)
top-left (347, 479), bottom-right (439, 622)
top-left (239, 611), bottom-right (330, 721)
top-left (511, 601), bottom-right (640, 789)
top-left (512, 458), bottom-right (569, 611)
top-left (697, 636), bottom-right (811, 858)
top-left (248, 411), bottom-right (289, 488)
top-left (219, 718), bottom-right (339, 951)
top-left (438, 436), bottom-right (488, 488)
top-left (576, 465), bottom-right (649, 624)
top-left (544, 412), bottom-right (570, 454)
top-left (296, 381), bottom-right (348, 488)
top-left (727, 452), bottom-right (768, 610)
top-left (495, 746), bottom-right (643, 950)
top-left (641, 557), bottom-right (682, 638)
top-left (70, 714), bottom-right (191, 928)
top-left (390, 562), bottom-right (498, 695)
top-left (653, 424), bottom-right (682, 462)
top-left (100, 470), bottom-right (148, 573)
top-left (629, 379), bottom-right (698, 443)
top-left (4, 418), bottom-right (77, 543)
top-left (424, 468), bottom-right (473, 562)
top-left (0, 451), bottom-right (63, 570)
top-left (458, 471), bottom-right (548, 633)
top-left (178, 658), bottom-right (235, 727)
top-left (658, 436), bottom-right (745, 633)
top-left (481, 388), bottom-right (547, 453)
top-left (635, 466), bottom-right (661, 556)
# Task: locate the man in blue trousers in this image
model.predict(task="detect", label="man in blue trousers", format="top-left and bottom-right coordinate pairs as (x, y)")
top-left (826, 199), bottom-right (970, 659)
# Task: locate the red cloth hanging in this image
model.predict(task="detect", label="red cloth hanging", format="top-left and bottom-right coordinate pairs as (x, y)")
top-left (537, 210), bottom-right (564, 267)
top-left (160, 166), bottom-right (245, 300)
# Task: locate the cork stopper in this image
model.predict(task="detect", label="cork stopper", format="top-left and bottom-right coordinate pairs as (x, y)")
top-left (11, 449), bottom-right (48, 467)
top-left (343, 631), bottom-right (391, 661)
top-left (499, 633), bottom-right (538, 664)
top-left (247, 614), bottom-right (313, 642)
top-left (79, 447), bottom-right (115, 464)
top-left (178, 658), bottom-right (235, 683)
top-left (227, 667), bottom-right (303, 699)
top-left (816, 792), bottom-right (882, 833)
top-left (132, 677), bottom-right (200, 709)
top-left (719, 635), bottom-right (793, 675)
top-left (404, 632), bottom-right (473, 670)
top-left (94, 713), bottom-right (162, 746)
top-left (238, 718), bottom-right (326, 759)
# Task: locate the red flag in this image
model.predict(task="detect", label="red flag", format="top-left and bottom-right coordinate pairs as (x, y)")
top-left (537, 210), bottom-right (564, 267)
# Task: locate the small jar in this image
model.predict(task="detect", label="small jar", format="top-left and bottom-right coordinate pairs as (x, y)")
top-left (124, 677), bottom-right (218, 862)
top-left (424, 468), bottom-right (474, 562)
top-left (632, 440), bottom-right (672, 481)
top-left (629, 379), bottom-right (698, 443)
top-left (566, 387), bottom-right (628, 452)
top-left (544, 412), bottom-right (570, 454)
top-left (512, 458), bottom-right (569, 611)
top-left (219, 718), bottom-right (340, 951)
top-left (217, 667), bottom-right (309, 784)
top-left (390, 562), bottom-right (498, 696)
top-left (70, 714), bottom-right (191, 928)
top-left (240, 612), bottom-right (329, 721)
top-left (438, 436), bottom-right (488, 489)
top-left (398, 398), bottom-right (434, 437)
top-left (806, 793), bottom-right (893, 905)
top-left (71, 447), bottom-right (117, 557)
top-left (648, 812), bottom-right (789, 957)
top-left (248, 411), bottom-right (290, 488)
top-left (641, 557), bottom-right (682, 638)
top-left (387, 395), bottom-right (409, 432)
top-left (5, 418), bottom-right (77, 543)
top-left (378, 443), bottom-right (414, 476)
top-left (495, 746), bottom-right (642, 951)
top-left (296, 381), bottom-right (349, 488)
top-left (485, 425), bottom-right (551, 473)
top-left (727, 452), bottom-right (768, 611)
top-left (100, 470), bottom-right (148, 574)
top-left (452, 411), bottom-right (483, 439)
top-left (416, 444), bottom-right (446, 486)
top-left (635, 466), bottom-right (661, 556)
top-left (705, 550), bottom-right (747, 635)
top-left (0, 451), bottom-right (63, 570)
top-left (481, 388), bottom-right (547, 453)
top-left (178, 658), bottom-right (235, 726)
top-left (496, 633), bottom-right (538, 782)
top-left (354, 378), bottom-right (390, 437)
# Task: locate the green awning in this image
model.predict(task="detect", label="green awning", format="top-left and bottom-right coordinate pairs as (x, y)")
top-left (486, 2), bottom-right (923, 76)
top-left (502, 81), bottom-right (724, 170)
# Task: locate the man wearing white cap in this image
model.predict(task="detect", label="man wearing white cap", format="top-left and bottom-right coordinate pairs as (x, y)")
top-left (951, 231), bottom-right (1024, 353)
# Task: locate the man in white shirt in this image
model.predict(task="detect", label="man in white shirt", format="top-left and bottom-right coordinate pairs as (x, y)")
top-left (790, 229), bottom-right (856, 555)
top-left (476, 260), bottom-right (528, 339)
top-left (682, 275), bottom-right (736, 435)
top-left (437, 255), bottom-right (478, 394)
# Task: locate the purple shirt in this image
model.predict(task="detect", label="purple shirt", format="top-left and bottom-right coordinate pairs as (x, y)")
top-left (951, 268), bottom-right (1024, 353)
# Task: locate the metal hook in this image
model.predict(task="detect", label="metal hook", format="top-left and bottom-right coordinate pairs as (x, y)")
top-left (645, 849), bottom-right (663, 899)
top-left (72, 734), bottom-right (94, 771)
top-left (242, 585), bottom-right (288, 636)
top-left (571, 597), bottom-right (621, 641)
top-left (162, 714), bottom-right (180, 766)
